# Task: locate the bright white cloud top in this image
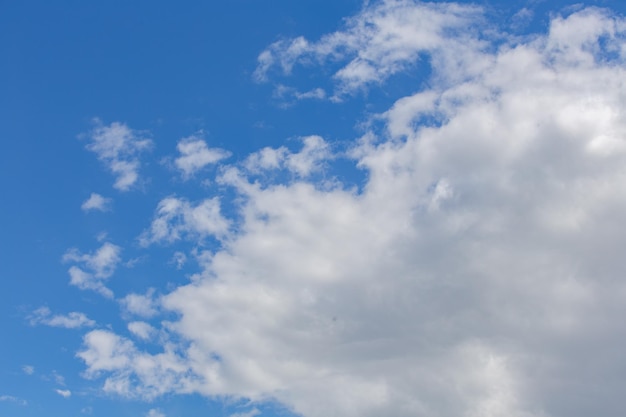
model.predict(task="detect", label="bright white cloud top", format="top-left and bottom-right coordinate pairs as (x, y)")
top-left (12, 1), bottom-right (626, 417)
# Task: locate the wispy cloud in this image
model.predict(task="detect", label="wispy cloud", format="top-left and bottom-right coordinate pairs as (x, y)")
top-left (29, 307), bottom-right (95, 329)
top-left (81, 193), bottom-right (112, 212)
top-left (55, 389), bottom-right (71, 398)
top-left (85, 120), bottom-right (152, 191)
top-left (0, 395), bottom-right (27, 406)
top-left (63, 242), bottom-right (122, 298)
top-left (229, 409), bottom-right (260, 417)
top-left (254, 0), bottom-right (484, 98)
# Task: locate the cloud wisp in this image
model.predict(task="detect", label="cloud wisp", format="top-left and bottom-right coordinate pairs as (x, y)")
top-left (85, 120), bottom-right (152, 191)
top-left (63, 242), bottom-right (122, 298)
top-left (29, 307), bottom-right (95, 329)
top-left (72, 3), bottom-right (626, 417)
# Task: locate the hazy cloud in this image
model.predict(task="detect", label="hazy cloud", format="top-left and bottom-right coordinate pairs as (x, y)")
top-left (55, 389), bottom-right (71, 398)
top-left (81, 193), bottom-right (112, 212)
top-left (29, 307), bottom-right (95, 329)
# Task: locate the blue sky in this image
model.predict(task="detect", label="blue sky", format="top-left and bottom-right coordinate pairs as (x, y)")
top-left (2, 1), bottom-right (626, 416)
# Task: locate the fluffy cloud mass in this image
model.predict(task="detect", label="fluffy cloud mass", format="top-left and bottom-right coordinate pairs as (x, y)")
top-left (76, 2), bottom-right (626, 417)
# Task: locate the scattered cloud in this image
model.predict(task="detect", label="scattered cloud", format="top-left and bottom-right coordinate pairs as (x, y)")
top-left (55, 389), bottom-right (71, 398)
top-left (174, 134), bottom-right (230, 179)
top-left (81, 193), bottom-right (112, 212)
top-left (85, 120), bottom-right (152, 191)
top-left (29, 307), bottom-right (95, 329)
top-left (22, 365), bottom-right (34, 375)
top-left (120, 289), bottom-right (159, 318)
top-left (63, 242), bottom-right (122, 298)
top-left (73, 3), bottom-right (626, 417)
top-left (273, 84), bottom-right (326, 106)
top-left (254, 0), bottom-right (485, 98)
top-left (244, 135), bottom-right (331, 177)
top-left (139, 197), bottom-right (229, 246)
top-left (128, 321), bottom-right (156, 341)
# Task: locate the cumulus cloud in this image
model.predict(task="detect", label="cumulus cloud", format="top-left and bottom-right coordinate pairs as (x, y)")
top-left (128, 321), bottom-right (156, 341)
top-left (29, 307), bottom-right (95, 329)
top-left (63, 242), bottom-right (122, 298)
top-left (75, 3), bottom-right (626, 417)
top-left (81, 193), bottom-right (112, 212)
top-left (244, 135), bottom-right (331, 177)
top-left (22, 365), bottom-right (34, 375)
top-left (85, 120), bottom-right (152, 191)
top-left (174, 135), bottom-right (230, 179)
top-left (139, 197), bottom-right (229, 246)
top-left (120, 289), bottom-right (159, 318)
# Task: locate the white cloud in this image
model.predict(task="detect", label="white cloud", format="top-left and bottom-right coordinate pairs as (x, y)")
top-left (29, 307), bottom-right (95, 329)
top-left (77, 330), bottom-right (195, 399)
top-left (128, 321), bottom-right (156, 341)
top-left (120, 289), bottom-right (159, 318)
top-left (174, 135), bottom-right (230, 179)
top-left (75, 4), bottom-right (626, 417)
top-left (139, 197), bottom-right (229, 246)
top-left (85, 120), bottom-right (152, 191)
top-left (22, 365), bottom-right (34, 375)
top-left (81, 193), bottom-right (112, 212)
top-left (244, 135), bottom-right (330, 177)
top-left (55, 389), bottom-right (71, 398)
top-left (63, 242), bottom-right (122, 298)
top-left (254, 0), bottom-right (485, 98)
